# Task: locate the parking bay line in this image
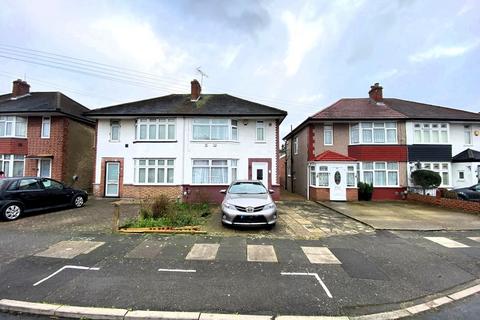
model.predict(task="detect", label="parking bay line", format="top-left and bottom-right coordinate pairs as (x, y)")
top-left (280, 272), bottom-right (333, 298)
top-left (33, 265), bottom-right (100, 287)
top-left (424, 237), bottom-right (469, 248)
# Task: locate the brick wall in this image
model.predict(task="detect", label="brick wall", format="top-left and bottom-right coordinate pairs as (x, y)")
top-left (0, 138), bottom-right (28, 154)
top-left (407, 192), bottom-right (480, 214)
top-left (309, 187), bottom-right (358, 201)
top-left (123, 185), bottom-right (183, 200)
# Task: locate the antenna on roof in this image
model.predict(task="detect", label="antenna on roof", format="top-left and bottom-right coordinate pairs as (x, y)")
top-left (196, 67), bottom-right (208, 87)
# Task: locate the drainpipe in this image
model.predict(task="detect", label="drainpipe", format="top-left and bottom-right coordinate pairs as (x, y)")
top-left (306, 163), bottom-right (310, 200)
top-left (290, 138), bottom-right (294, 193)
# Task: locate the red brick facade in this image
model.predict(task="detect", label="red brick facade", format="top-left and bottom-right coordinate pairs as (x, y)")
top-left (407, 192), bottom-right (480, 214)
top-left (0, 138), bottom-right (28, 154)
top-left (309, 187), bottom-right (358, 201)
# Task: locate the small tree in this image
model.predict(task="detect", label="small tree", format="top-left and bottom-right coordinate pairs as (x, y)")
top-left (411, 169), bottom-right (441, 195)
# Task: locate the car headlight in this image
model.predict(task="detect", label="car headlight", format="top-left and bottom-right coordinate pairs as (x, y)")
top-left (264, 203), bottom-right (276, 210)
top-left (222, 202), bottom-right (235, 210)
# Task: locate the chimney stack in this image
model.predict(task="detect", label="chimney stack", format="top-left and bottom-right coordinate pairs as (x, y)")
top-left (12, 79), bottom-right (30, 97)
top-left (368, 82), bottom-right (383, 102)
top-left (190, 79), bottom-right (201, 101)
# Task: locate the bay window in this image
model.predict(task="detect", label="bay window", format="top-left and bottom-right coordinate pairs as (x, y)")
top-left (416, 162), bottom-right (450, 186)
top-left (318, 166), bottom-right (328, 186)
top-left (192, 119), bottom-right (238, 141)
top-left (347, 165), bottom-right (356, 187)
top-left (360, 162), bottom-right (399, 186)
top-left (192, 159), bottom-right (238, 184)
top-left (0, 154), bottom-right (25, 177)
top-left (413, 123), bottom-right (448, 144)
top-left (0, 116), bottom-right (27, 137)
top-left (135, 159), bottom-right (174, 184)
top-left (351, 122), bottom-right (396, 144)
top-left (136, 118), bottom-right (176, 141)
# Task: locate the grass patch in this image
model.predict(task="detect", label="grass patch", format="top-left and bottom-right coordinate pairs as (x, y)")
top-left (122, 195), bottom-right (211, 228)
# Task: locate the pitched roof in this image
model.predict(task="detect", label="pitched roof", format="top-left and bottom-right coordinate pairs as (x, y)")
top-left (0, 92), bottom-right (94, 124)
top-left (284, 97), bottom-right (480, 140)
top-left (312, 150), bottom-right (357, 162)
top-left (86, 94), bottom-right (288, 120)
top-left (452, 148), bottom-right (480, 163)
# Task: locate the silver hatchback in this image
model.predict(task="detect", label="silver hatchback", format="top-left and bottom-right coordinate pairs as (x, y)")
top-left (220, 180), bottom-right (277, 227)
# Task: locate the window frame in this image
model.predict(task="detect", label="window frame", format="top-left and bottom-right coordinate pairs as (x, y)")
top-left (413, 122), bottom-right (449, 144)
top-left (464, 125), bottom-right (472, 145)
top-left (134, 158), bottom-right (175, 185)
top-left (41, 116), bottom-right (51, 139)
top-left (293, 137), bottom-right (298, 155)
top-left (0, 116), bottom-right (27, 138)
top-left (256, 121), bottom-right (265, 142)
top-left (360, 161), bottom-right (399, 187)
top-left (191, 159), bottom-right (238, 185)
top-left (0, 154), bottom-right (25, 177)
top-left (110, 120), bottom-right (121, 142)
top-left (324, 124), bottom-right (333, 146)
top-left (135, 118), bottom-right (176, 142)
top-left (192, 118), bottom-right (239, 142)
top-left (414, 162), bottom-right (450, 187)
top-left (350, 122), bottom-right (397, 145)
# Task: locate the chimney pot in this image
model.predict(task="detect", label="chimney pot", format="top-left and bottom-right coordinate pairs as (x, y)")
top-left (12, 79), bottom-right (30, 97)
top-left (368, 82), bottom-right (383, 102)
top-left (190, 79), bottom-right (201, 101)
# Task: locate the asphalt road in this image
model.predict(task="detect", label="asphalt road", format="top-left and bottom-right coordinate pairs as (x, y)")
top-left (0, 205), bottom-right (479, 318)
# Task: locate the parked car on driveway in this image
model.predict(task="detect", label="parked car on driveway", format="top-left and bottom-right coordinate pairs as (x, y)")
top-left (220, 180), bottom-right (277, 228)
top-left (0, 177), bottom-right (88, 221)
top-left (454, 183), bottom-right (480, 201)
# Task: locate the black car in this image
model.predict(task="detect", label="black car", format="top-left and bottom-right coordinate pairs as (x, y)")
top-left (0, 177), bottom-right (88, 221)
top-left (454, 183), bottom-right (480, 202)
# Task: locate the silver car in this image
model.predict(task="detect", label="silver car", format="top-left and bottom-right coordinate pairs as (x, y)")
top-left (220, 180), bottom-right (277, 227)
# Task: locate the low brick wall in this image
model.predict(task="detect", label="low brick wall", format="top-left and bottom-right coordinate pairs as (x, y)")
top-left (407, 192), bottom-right (480, 214)
top-left (309, 187), bottom-right (358, 201)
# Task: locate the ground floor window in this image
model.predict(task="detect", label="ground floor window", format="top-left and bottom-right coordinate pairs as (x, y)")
top-left (134, 159), bottom-right (175, 184)
top-left (360, 161), bottom-right (399, 187)
top-left (415, 162), bottom-right (450, 186)
top-left (0, 154), bottom-right (24, 177)
top-left (192, 159), bottom-right (238, 184)
top-left (309, 164), bottom-right (354, 187)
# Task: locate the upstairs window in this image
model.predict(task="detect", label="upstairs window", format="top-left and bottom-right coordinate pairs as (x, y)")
top-left (464, 125), bottom-right (472, 145)
top-left (41, 117), bottom-right (50, 138)
top-left (413, 123), bottom-right (448, 144)
top-left (110, 120), bottom-right (120, 142)
top-left (350, 122), bottom-right (397, 144)
top-left (136, 118), bottom-right (176, 141)
top-left (256, 121), bottom-right (265, 142)
top-left (0, 116), bottom-right (27, 138)
top-left (324, 125), bottom-right (333, 145)
top-left (293, 137), bottom-right (299, 155)
top-left (192, 119), bottom-right (238, 141)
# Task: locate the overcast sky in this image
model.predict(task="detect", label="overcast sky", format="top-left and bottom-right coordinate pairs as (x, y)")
top-left (0, 0), bottom-right (479, 138)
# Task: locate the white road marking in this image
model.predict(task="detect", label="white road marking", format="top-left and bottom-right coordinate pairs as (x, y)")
top-left (424, 237), bottom-right (469, 248)
top-left (281, 272), bottom-right (333, 298)
top-left (33, 265), bottom-right (100, 286)
top-left (468, 237), bottom-right (480, 243)
top-left (186, 244), bottom-right (220, 261)
top-left (247, 245), bottom-right (278, 262)
top-left (158, 268), bottom-right (196, 273)
top-left (301, 247), bottom-right (341, 264)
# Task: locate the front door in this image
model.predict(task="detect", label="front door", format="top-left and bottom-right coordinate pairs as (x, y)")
top-left (329, 165), bottom-right (347, 201)
top-left (105, 162), bottom-right (120, 197)
top-left (252, 162), bottom-right (269, 189)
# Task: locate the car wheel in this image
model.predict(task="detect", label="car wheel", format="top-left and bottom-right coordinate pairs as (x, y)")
top-left (266, 223), bottom-right (276, 230)
top-left (2, 204), bottom-right (23, 221)
top-left (73, 195), bottom-right (85, 208)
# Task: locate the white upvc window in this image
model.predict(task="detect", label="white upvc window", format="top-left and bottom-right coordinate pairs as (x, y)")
top-left (361, 162), bottom-right (399, 187)
top-left (293, 137), bottom-right (298, 155)
top-left (413, 123), bottom-right (448, 144)
top-left (324, 125), bottom-right (333, 145)
top-left (192, 119), bottom-right (238, 141)
top-left (309, 165), bottom-right (316, 186)
top-left (110, 120), bottom-right (120, 142)
top-left (134, 159), bottom-right (175, 184)
top-left (464, 125), bottom-right (472, 145)
top-left (417, 162), bottom-right (450, 186)
top-left (347, 165), bottom-right (356, 187)
top-left (136, 118), bottom-right (176, 141)
top-left (350, 122), bottom-right (396, 144)
top-left (256, 121), bottom-right (265, 142)
top-left (458, 170), bottom-right (465, 181)
top-left (192, 159), bottom-right (238, 184)
top-left (0, 154), bottom-right (25, 177)
top-left (318, 165), bottom-right (328, 186)
top-left (41, 117), bottom-right (50, 138)
top-left (0, 116), bottom-right (27, 138)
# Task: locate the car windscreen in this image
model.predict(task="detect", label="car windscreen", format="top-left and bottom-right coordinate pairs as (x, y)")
top-left (229, 182), bottom-right (267, 194)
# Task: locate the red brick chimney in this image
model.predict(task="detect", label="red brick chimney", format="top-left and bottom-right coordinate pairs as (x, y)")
top-left (368, 82), bottom-right (383, 102)
top-left (12, 79), bottom-right (30, 97)
top-left (191, 79), bottom-right (201, 101)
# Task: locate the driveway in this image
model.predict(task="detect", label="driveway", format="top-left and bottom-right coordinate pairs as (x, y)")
top-left (320, 200), bottom-right (480, 231)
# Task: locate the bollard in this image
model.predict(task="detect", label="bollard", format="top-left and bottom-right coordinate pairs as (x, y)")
top-left (112, 203), bottom-right (120, 232)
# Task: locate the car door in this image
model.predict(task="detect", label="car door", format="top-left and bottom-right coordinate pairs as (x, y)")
top-left (40, 178), bottom-right (71, 207)
top-left (13, 178), bottom-right (46, 211)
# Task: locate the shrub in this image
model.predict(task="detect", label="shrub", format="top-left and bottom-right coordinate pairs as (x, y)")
top-left (358, 181), bottom-right (373, 201)
top-left (443, 190), bottom-right (459, 199)
top-left (150, 194), bottom-right (172, 219)
top-left (411, 170), bottom-right (441, 194)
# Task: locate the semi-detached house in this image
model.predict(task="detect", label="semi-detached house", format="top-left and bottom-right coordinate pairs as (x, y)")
top-left (284, 83), bottom-right (480, 201)
top-left (86, 80), bottom-right (287, 202)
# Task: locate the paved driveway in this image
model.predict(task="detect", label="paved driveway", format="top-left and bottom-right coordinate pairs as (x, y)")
top-left (321, 201), bottom-right (480, 231)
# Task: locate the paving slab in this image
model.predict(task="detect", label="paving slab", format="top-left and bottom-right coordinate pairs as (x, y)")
top-left (246, 245), bottom-right (278, 262)
top-left (34, 240), bottom-right (105, 259)
top-left (320, 201), bottom-right (480, 231)
top-left (186, 243), bottom-right (220, 260)
top-left (301, 247), bottom-right (341, 264)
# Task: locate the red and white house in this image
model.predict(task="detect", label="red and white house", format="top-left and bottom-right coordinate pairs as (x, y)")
top-left (86, 80), bottom-right (287, 202)
top-left (284, 83), bottom-right (480, 201)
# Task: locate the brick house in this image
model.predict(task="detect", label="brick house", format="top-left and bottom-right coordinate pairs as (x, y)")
top-left (86, 79), bottom-right (287, 202)
top-left (284, 83), bottom-right (480, 201)
top-left (0, 79), bottom-right (95, 191)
